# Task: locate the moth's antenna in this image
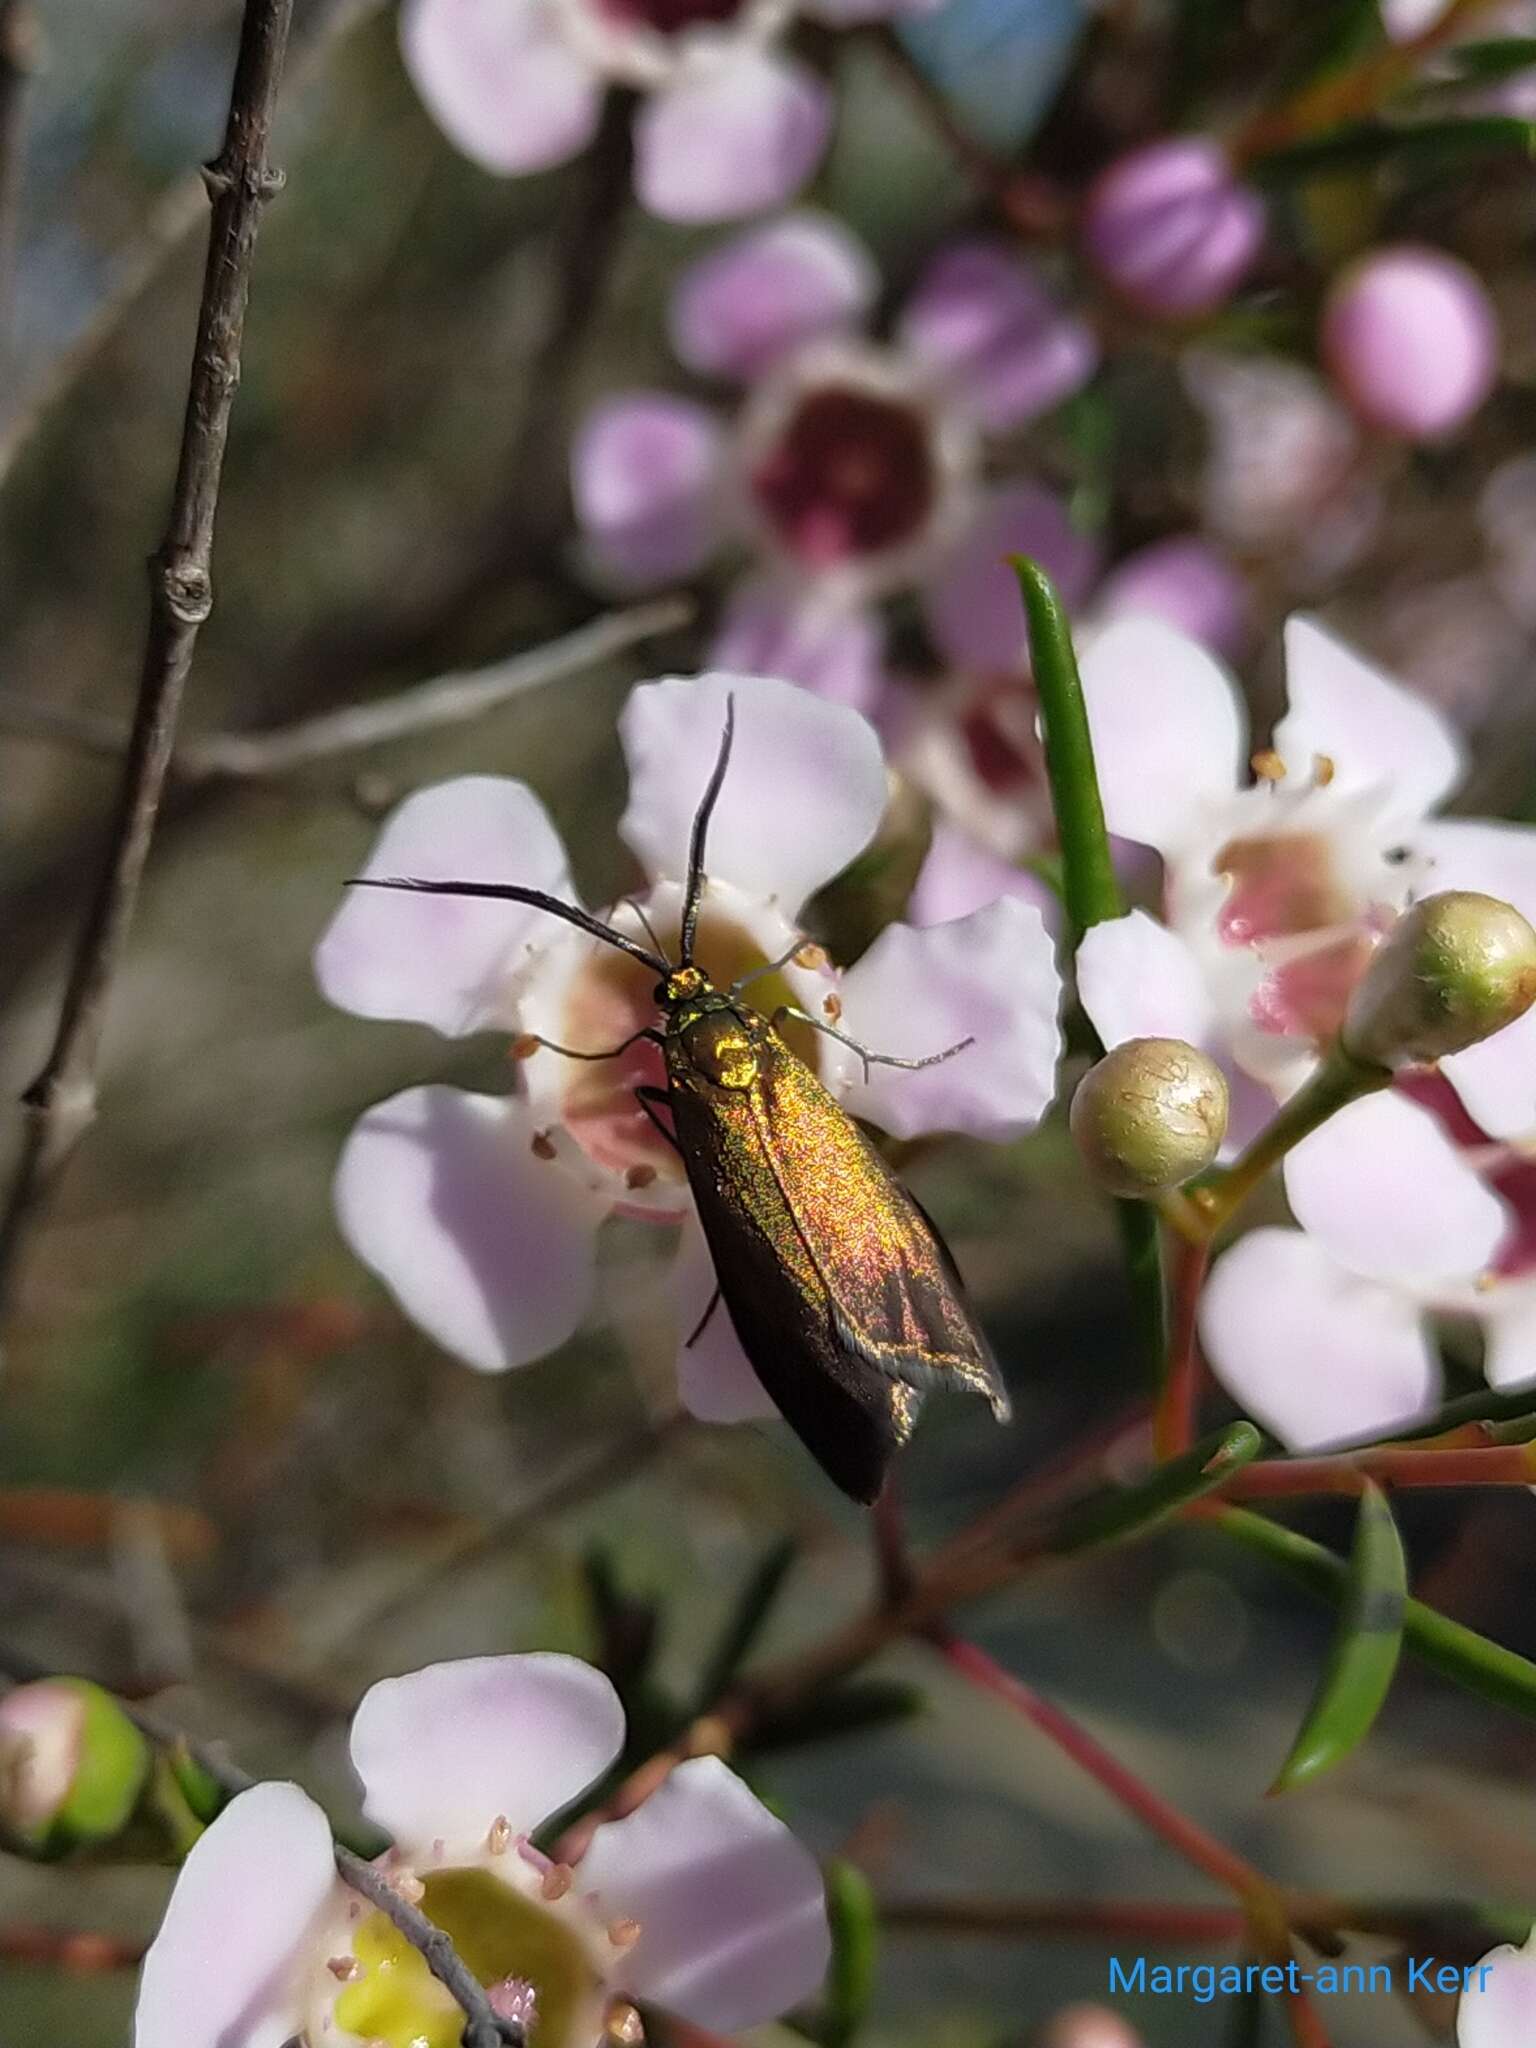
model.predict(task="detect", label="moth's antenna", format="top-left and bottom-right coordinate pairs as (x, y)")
top-left (352, 878), bottom-right (671, 976)
top-left (680, 696), bottom-right (735, 967)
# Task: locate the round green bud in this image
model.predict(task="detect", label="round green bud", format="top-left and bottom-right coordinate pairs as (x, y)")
top-left (1070, 1037), bottom-right (1229, 1200)
top-left (0, 1677), bottom-right (151, 1859)
top-left (1342, 890), bottom-right (1536, 1070)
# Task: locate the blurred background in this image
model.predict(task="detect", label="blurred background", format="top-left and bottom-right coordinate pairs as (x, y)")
top-left (2, 2), bottom-right (1536, 2043)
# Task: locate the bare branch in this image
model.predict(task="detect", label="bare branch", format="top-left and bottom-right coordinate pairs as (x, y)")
top-left (0, 0), bottom-right (295, 1317)
top-left (0, 597), bottom-right (693, 782)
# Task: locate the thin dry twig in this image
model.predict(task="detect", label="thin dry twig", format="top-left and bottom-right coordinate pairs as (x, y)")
top-left (0, 597), bottom-right (693, 781)
top-left (0, 0), bottom-right (295, 1317)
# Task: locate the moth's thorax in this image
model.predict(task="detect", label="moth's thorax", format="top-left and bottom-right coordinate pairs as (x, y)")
top-left (669, 995), bottom-right (764, 1091)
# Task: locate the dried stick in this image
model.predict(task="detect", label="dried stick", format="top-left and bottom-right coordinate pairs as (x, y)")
top-left (0, 0), bottom-right (295, 1316)
top-left (0, 597), bottom-right (692, 782)
top-left (0, 1645), bottom-right (523, 2047)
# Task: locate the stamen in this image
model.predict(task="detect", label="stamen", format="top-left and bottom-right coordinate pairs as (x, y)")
top-left (608, 1917), bottom-right (643, 1950)
top-left (606, 2001), bottom-right (647, 2046)
top-left (386, 1867), bottom-right (425, 1906)
top-left (531, 1131), bottom-right (558, 1162)
top-left (486, 1814), bottom-right (512, 1855)
top-left (1312, 753), bottom-right (1336, 786)
top-left (624, 1164), bottom-right (658, 1191)
top-left (795, 942), bottom-right (830, 971)
top-left (541, 1862), bottom-right (575, 1901)
top-left (488, 1977), bottom-right (539, 2029)
top-left (686, 1715), bottom-right (732, 1758)
top-left (1251, 749), bottom-right (1286, 782)
top-left (512, 1034), bottom-right (542, 1061)
top-left (327, 1955), bottom-right (363, 1981)
top-left (822, 993), bottom-right (843, 1023)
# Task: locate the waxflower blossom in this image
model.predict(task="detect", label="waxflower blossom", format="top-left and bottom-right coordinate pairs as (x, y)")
top-left (133, 1652), bottom-right (829, 2048)
top-left (1073, 613), bottom-right (1536, 1151)
top-left (1080, 139), bottom-right (1265, 320)
top-left (400, 0), bottom-right (938, 223)
top-left (1321, 246), bottom-right (1500, 442)
top-left (1458, 1924), bottom-right (1536, 2047)
top-left (315, 672), bottom-right (1060, 1427)
top-left (571, 212), bottom-right (1098, 709)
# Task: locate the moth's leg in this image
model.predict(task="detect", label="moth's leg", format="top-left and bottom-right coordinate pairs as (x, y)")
top-left (633, 1083), bottom-right (683, 1158)
top-left (684, 1286), bottom-right (722, 1348)
top-left (622, 898), bottom-right (669, 962)
top-left (768, 1006), bottom-right (974, 1084)
top-left (519, 1027), bottom-right (665, 1063)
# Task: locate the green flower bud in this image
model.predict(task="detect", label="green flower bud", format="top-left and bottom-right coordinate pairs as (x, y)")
top-left (0, 1677), bottom-right (151, 1859)
top-left (1342, 891), bottom-right (1536, 1070)
top-left (1070, 1038), bottom-right (1229, 1200)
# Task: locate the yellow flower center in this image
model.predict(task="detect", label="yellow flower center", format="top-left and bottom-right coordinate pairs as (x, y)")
top-left (333, 1868), bottom-right (600, 2048)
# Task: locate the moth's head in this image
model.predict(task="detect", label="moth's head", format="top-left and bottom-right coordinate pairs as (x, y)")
top-left (656, 964), bottom-right (710, 1007)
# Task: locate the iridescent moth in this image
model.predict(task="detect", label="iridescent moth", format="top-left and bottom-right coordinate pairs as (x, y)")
top-left (357, 703), bottom-right (1009, 1502)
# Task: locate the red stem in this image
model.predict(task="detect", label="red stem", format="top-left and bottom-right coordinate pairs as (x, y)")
top-left (1155, 1233), bottom-right (1209, 1462)
top-left (932, 1630), bottom-right (1267, 1901)
top-left (1224, 1443), bottom-right (1536, 1499)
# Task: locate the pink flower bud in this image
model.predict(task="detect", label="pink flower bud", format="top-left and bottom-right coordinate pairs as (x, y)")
top-left (0, 1677), bottom-right (149, 1857)
top-left (1081, 139), bottom-right (1264, 319)
top-left (1321, 246), bottom-right (1499, 441)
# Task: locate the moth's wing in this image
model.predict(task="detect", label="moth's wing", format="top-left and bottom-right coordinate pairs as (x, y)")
top-left (749, 1041), bottom-right (1009, 1418)
top-left (669, 1075), bottom-right (918, 1504)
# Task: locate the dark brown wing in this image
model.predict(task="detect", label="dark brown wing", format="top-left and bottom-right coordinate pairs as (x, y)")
top-left (668, 1029), bottom-right (1005, 1501)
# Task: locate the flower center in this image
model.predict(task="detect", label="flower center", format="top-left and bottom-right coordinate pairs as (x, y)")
top-left (333, 1869), bottom-right (599, 2048)
top-left (596, 0), bottom-right (744, 32)
top-left (1211, 830), bottom-right (1379, 1046)
top-left (958, 679), bottom-right (1044, 800)
top-left (1398, 1070), bottom-right (1536, 1285)
top-left (749, 384), bottom-right (938, 570)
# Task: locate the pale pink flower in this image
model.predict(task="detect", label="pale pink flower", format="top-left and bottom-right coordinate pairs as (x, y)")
top-left (1321, 246), bottom-right (1500, 442)
top-left (1201, 1071), bottom-right (1536, 1449)
top-left (400, 0), bottom-right (935, 222)
top-left (315, 672), bottom-right (1060, 1427)
top-left (572, 213), bottom-right (1099, 711)
top-left (1073, 612), bottom-right (1536, 1149)
top-left (133, 1652), bottom-right (828, 2048)
top-left (1459, 1925), bottom-right (1536, 2047)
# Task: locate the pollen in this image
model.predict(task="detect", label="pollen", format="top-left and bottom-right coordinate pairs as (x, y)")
top-left (540, 1862), bottom-right (574, 1901)
top-left (531, 1131), bottom-right (558, 1162)
top-left (822, 993), bottom-right (842, 1022)
top-left (606, 2001), bottom-right (646, 2046)
top-left (624, 1163), bottom-right (658, 1191)
top-left (486, 1815), bottom-right (512, 1855)
top-left (608, 1918), bottom-right (643, 1950)
top-left (795, 942), bottom-right (830, 971)
top-left (327, 1956), bottom-right (363, 1982)
top-left (1475, 1268), bottom-right (1499, 1293)
top-left (686, 1714), bottom-right (732, 1758)
top-left (1313, 753), bottom-right (1336, 786)
top-left (386, 1866), bottom-right (425, 1906)
top-left (1251, 749), bottom-right (1286, 782)
top-left (512, 1034), bottom-right (542, 1061)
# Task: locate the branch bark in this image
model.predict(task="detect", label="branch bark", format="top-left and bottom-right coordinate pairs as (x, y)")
top-left (0, 0), bottom-right (296, 1318)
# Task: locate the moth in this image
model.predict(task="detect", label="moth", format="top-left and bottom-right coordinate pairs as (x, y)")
top-left (358, 701), bottom-right (1009, 1502)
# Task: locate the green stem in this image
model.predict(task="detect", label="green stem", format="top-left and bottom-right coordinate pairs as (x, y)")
top-left (1195, 1044), bottom-right (1390, 1240)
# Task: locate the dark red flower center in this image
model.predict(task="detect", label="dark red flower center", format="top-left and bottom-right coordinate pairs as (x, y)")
top-left (598, 0), bottom-right (745, 34)
top-left (750, 384), bottom-right (936, 569)
top-left (1398, 1069), bottom-right (1536, 1283)
top-left (959, 680), bottom-right (1044, 799)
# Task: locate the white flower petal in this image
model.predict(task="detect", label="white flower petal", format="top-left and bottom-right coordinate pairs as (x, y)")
top-left (335, 1087), bottom-right (606, 1374)
top-left (1200, 1227), bottom-right (1438, 1451)
top-left (133, 1783), bottom-right (334, 2048)
top-left (618, 672), bottom-right (886, 911)
top-left (1459, 1926), bottom-right (1536, 2048)
top-left (833, 898), bottom-right (1061, 1140)
top-left (315, 777), bottom-right (573, 1036)
top-left (710, 580), bottom-right (886, 714)
top-left (898, 241), bottom-right (1097, 432)
top-left (585, 1754), bottom-right (829, 2029)
top-left (908, 822), bottom-right (1058, 928)
top-left (1283, 1089), bottom-right (1505, 1287)
top-left (635, 52), bottom-right (831, 224)
top-left (1078, 618), bottom-right (1246, 855)
top-left (670, 1215), bottom-right (779, 1423)
top-left (1273, 615), bottom-right (1462, 821)
top-left (351, 1654), bottom-right (624, 1852)
top-left (1076, 910), bottom-right (1217, 1052)
top-left (400, 0), bottom-right (601, 177)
